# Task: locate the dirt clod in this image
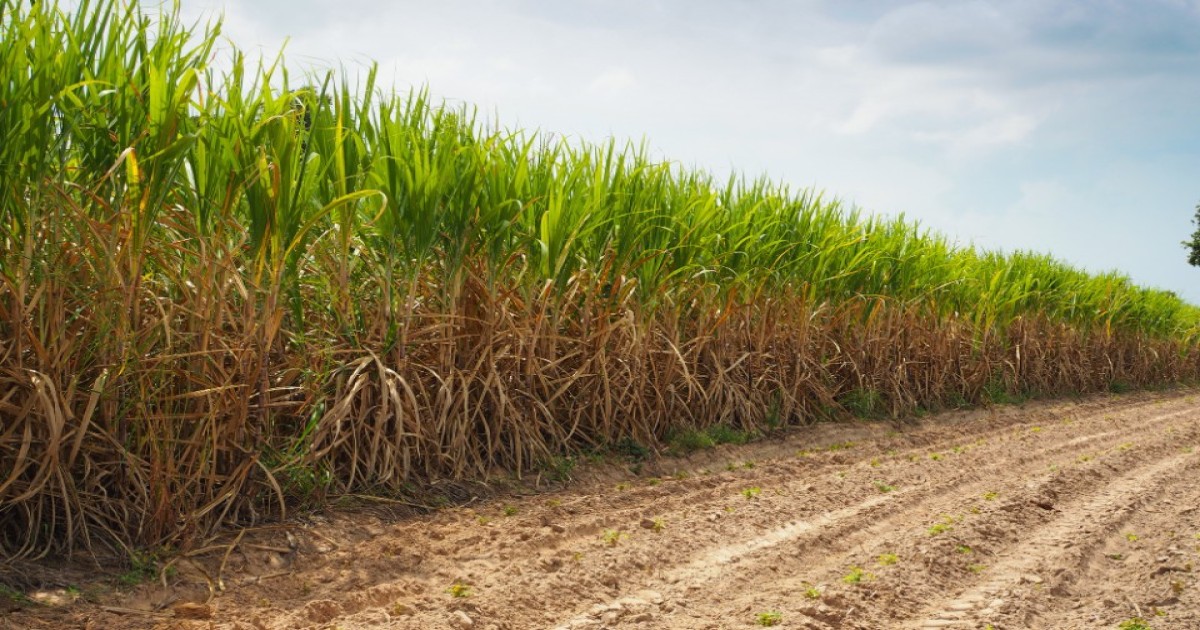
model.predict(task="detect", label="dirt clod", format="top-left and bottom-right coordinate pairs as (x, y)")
top-left (451, 609), bottom-right (474, 628)
top-left (173, 602), bottom-right (213, 619)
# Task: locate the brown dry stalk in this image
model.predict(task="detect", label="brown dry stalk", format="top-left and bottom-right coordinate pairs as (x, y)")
top-left (3, 246), bottom-right (1197, 561)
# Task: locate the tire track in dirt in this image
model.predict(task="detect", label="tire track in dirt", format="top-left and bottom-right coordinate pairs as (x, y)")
top-left (910, 451), bottom-right (1198, 628)
top-left (509, 392), bottom-right (1167, 573)
top-left (711, 405), bottom-right (1200, 629)
top-left (551, 401), bottom-right (1200, 629)
top-left (737, 404), bottom-right (1200, 630)
top-left (1034, 460), bottom-right (1200, 630)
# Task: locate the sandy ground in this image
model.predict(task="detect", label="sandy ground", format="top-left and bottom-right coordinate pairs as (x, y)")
top-left (5, 389), bottom-right (1200, 630)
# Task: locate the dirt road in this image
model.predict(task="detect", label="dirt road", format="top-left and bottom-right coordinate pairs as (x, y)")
top-left (8, 390), bottom-right (1200, 629)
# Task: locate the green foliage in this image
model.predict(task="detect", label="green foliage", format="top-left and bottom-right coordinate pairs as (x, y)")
top-left (611, 437), bottom-right (651, 462)
top-left (842, 566), bottom-right (871, 584)
top-left (1118, 618), bottom-right (1153, 630)
top-left (0, 584), bottom-right (31, 606)
top-left (706, 424), bottom-right (756, 446)
top-left (1109, 380), bottom-right (1135, 394)
top-left (1184, 202), bottom-right (1200, 268)
top-left (4, 0), bottom-right (1195, 338)
top-left (756, 611), bottom-right (783, 626)
top-left (118, 550), bottom-right (162, 586)
top-left (667, 429), bottom-right (717, 454)
top-left (983, 378), bottom-right (1028, 405)
top-left (601, 529), bottom-right (625, 546)
top-left (840, 388), bottom-right (886, 419)
top-left (542, 456), bottom-right (577, 482)
top-left (928, 522), bottom-right (952, 536)
top-left (668, 424), bottom-right (756, 455)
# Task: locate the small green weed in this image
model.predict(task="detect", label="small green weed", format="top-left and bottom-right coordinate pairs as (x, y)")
top-left (875, 481), bottom-right (895, 493)
top-left (602, 530), bottom-right (625, 546)
top-left (0, 584), bottom-right (31, 606)
top-left (842, 566), bottom-right (872, 584)
top-left (742, 487), bottom-right (762, 499)
top-left (840, 388), bottom-right (886, 419)
top-left (983, 379), bottom-right (1026, 405)
top-left (612, 437), bottom-right (651, 462)
top-left (928, 522), bottom-right (952, 536)
top-left (669, 424), bottom-right (756, 455)
top-left (707, 424), bottom-right (755, 446)
top-left (756, 611), bottom-right (783, 626)
top-left (877, 553), bottom-right (899, 566)
top-left (667, 429), bottom-right (716, 454)
top-left (1108, 380), bottom-right (1135, 394)
top-left (1118, 618), bottom-right (1152, 630)
top-left (118, 550), bottom-right (160, 586)
top-left (543, 456), bottom-right (577, 482)
top-left (446, 583), bottom-right (472, 598)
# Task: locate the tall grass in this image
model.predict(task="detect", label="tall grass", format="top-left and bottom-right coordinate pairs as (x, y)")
top-left (2, 0), bottom-right (1198, 559)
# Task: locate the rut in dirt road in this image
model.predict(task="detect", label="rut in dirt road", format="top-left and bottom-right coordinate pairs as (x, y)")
top-left (551, 397), bottom-right (1200, 630)
top-left (9, 390), bottom-right (1200, 630)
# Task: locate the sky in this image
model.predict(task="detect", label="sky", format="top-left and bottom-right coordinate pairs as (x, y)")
top-left (163, 0), bottom-right (1200, 301)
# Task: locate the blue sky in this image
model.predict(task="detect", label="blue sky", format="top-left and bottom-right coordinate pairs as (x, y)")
top-left (168, 0), bottom-right (1200, 301)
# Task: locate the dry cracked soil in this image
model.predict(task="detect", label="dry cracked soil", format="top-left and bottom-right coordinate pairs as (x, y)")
top-left (6, 389), bottom-right (1200, 630)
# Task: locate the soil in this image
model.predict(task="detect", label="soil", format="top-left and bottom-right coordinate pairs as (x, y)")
top-left (5, 389), bottom-right (1200, 630)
